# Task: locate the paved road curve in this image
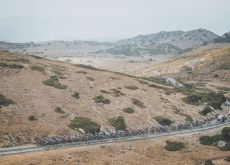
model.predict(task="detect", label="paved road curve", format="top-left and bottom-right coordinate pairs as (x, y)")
top-left (0, 121), bottom-right (229, 156)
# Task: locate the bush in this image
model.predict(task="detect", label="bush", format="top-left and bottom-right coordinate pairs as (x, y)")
top-left (131, 98), bottom-right (145, 108)
top-left (123, 107), bottom-right (135, 113)
top-left (224, 155), bottom-right (230, 162)
top-left (30, 65), bottom-right (44, 72)
top-left (183, 92), bottom-right (226, 109)
top-left (111, 89), bottom-right (125, 97)
top-left (222, 142), bottom-right (230, 151)
top-left (204, 160), bottom-right (214, 165)
top-left (100, 90), bottom-right (110, 94)
top-left (76, 71), bottom-right (87, 74)
top-left (72, 92), bottom-right (80, 99)
top-left (109, 116), bottom-right (127, 131)
top-left (222, 127), bottom-right (230, 141)
top-left (0, 94), bottom-right (15, 108)
top-left (28, 115), bottom-right (37, 121)
top-left (199, 107), bottom-right (213, 116)
top-left (87, 77), bottom-right (95, 81)
top-left (154, 116), bottom-right (173, 126)
top-left (0, 63), bottom-right (24, 69)
top-left (69, 117), bottom-right (100, 133)
top-left (142, 77), bottom-right (167, 85)
top-left (164, 141), bottom-right (185, 151)
top-left (54, 106), bottom-right (65, 114)
top-left (43, 75), bottom-right (67, 89)
top-left (93, 95), bottom-right (110, 104)
top-left (125, 85), bottom-right (139, 90)
top-left (199, 134), bottom-right (222, 145)
top-left (182, 94), bottom-right (202, 105)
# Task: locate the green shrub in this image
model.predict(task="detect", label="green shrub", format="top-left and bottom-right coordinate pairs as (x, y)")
top-left (100, 90), bottom-right (110, 94)
top-left (183, 92), bottom-right (226, 109)
top-left (93, 95), bottom-right (110, 104)
top-left (0, 94), bottom-right (15, 108)
top-left (199, 135), bottom-right (222, 145)
top-left (109, 116), bottom-right (127, 131)
top-left (76, 71), bottom-right (87, 74)
top-left (182, 94), bottom-right (202, 105)
top-left (53, 70), bottom-right (65, 79)
top-left (111, 89), bottom-right (125, 97)
top-left (131, 98), bottom-right (145, 108)
top-left (30, 65), bottom-right (44, 72)
top-left (199, 107), bottom-right (213, 116)
top-left (43, 75), bottom-right (67, 89)
top-left (204, 160), bottom-right (214, 165)
top-left (0, 63), bottom-right (24, 69)
top-left (142, 77), bottom-right (167, 85)
top-left (164, 141), bottom-right (185, 151)
top-left (28, 115), bottom-right (37, 121)
top-left (123, 107), bottom-right (135, 113)
top-left (222, 142), bottom-right (230, 151)
top-left (54, 106), bottom-right (65, 114)
top-left (69, 117), bottom-right (100, 133)
top-left (224, 155), bottom-right (230, 162)
top-left (125, 85), bottom-right (139, 90)
top-left (154, 116), bottom-right (173, 126)
top-left (222, 127), bottom-right (230, 141)
top-left (202, 92), bottom-right (226, 109)
top-left (72, 92), bottom-right (80, 99)
top-left (87, 77), bottom-right (95, 81)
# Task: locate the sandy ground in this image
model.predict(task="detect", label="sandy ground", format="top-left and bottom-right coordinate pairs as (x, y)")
top-left (56, 55), bottom-right (171, 74)
top-left (0, 128), bottom-right (229, 165)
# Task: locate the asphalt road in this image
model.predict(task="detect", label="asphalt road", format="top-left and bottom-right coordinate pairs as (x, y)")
top-left (0, 120), bottom-right (229, 156)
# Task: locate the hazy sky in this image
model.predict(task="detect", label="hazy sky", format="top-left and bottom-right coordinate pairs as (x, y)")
top-left (0, 0), bottom-right (230, 42)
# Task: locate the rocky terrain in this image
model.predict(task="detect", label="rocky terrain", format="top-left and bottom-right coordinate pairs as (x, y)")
top-left (107, 29), bottom-right (219, 55)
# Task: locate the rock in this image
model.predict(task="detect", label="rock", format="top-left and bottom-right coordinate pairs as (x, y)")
top-left (218, 140), bottom-right (226, 148)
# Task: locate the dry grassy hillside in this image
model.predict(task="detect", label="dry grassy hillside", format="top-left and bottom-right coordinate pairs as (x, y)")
top-left (0, 51), bottom-right (228, 147)
top-left (134, 45), bottom-right (230, 81)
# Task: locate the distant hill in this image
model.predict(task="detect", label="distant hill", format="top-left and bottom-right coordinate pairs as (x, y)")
top-left (214, 32), bottom-right (230, 43)
top-left (0, 29), bottom-right (221, 57)
top-left (107, 29), bottom-right (219, 55)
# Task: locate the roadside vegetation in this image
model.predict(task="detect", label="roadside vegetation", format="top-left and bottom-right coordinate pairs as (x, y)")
top-left (43, 75), bottom-right (67, 89)
top-left (69, 117), bottom-right (100, 133)
top-left (182, 92), bottom-right (226, 109)
top-left (154, 116), bottom-right (173, 126)
top-left (199, 107), bottom-right (213, 116)
top-left (164, 140), bottom-right (185, 151)
top-left (225, 155), bottom-right (230, 162)
top-left (199, 127), bottom-right (230, 151)
top-left (204, 160), bottom-right (214, 165)
top-left (109, 116), bottom-right (127, 131)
